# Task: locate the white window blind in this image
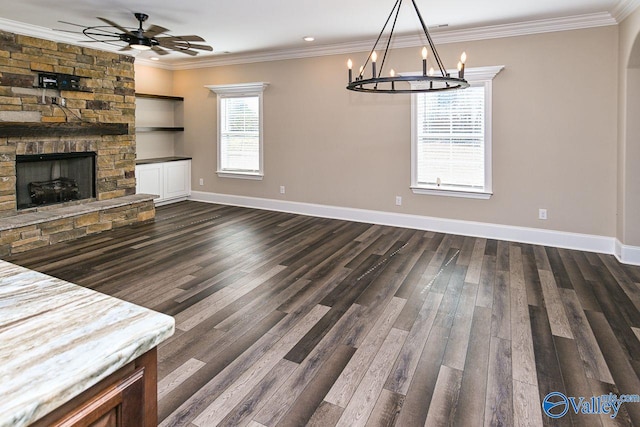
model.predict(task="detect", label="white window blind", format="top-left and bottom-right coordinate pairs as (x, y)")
top-left (206, 82), bottom-right (268, 180)
top-left (220, 96), bottom-right (260, 172)
top-left (416, 85), bottom-right (485, 190)
top-left (411, 66), bottom-right (502, 199)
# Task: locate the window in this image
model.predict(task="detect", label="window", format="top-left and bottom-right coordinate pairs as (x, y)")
top-left (206, 82), bottom-right (269, 180)
top-left (411, 66), bottom-right (503, 198)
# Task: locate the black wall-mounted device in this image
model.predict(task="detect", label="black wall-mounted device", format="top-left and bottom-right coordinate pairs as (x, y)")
top-left (38, 72), bottom-right (81, 91)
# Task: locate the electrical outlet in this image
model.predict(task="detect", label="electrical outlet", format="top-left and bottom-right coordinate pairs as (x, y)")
top-left (280, 186), bottom-right (285, 194)
top-left (59, 97), bottom-right (66, 107)
top-left (395, 196), bottom-right (402, 206)
top-left (199, 178), bottom-right (204, 186)
top-left (539, 208), bottom-right (548, 220)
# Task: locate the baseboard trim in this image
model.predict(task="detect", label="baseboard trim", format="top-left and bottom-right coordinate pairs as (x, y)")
top-left (615, 240), bottom-right (640, 266)
top-left (189, 191), bottom-right (639, 264)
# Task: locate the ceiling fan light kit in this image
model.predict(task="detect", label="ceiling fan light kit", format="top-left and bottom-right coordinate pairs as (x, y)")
top-left (67, 12), bottom-right (212, 57)
top-left (346, 0), bottom-right (469, 94)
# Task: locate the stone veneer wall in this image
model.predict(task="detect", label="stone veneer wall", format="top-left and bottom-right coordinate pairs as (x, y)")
top-left (0, 30), bottom-right (159, 256)
top-left (0, 29), bottom-right (136, 218)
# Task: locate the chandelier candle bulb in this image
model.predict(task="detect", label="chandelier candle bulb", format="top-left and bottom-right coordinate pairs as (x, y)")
top-left (390, 69), bottom-right (396, 90)
top-left (422, 46), bottom-right (428, 76)
top-left (348, 59), bottom-right (353, 83)
top-left (460, 51), bottom-right (467, 79)
top-left (371, 51), bottom-right (378, 78)
top-left (359, 65), bottom-right (364, 80)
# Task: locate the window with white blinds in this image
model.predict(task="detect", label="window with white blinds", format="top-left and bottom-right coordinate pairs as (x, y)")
top-left (411, 66), bottom-right (502, 198)
top-left (416, 86), bottom-right (485, 189)
top-left (206, 82), bottom-right (268, 180)
top-left (220, 96), bottom-right (260, 173)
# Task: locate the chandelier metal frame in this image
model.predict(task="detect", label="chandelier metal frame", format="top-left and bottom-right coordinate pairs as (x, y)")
top-left (346, 0), bottom-right (469, 94)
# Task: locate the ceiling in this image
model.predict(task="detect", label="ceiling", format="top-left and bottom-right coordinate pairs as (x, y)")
top-left (0, 0), bottom-right (633, 67)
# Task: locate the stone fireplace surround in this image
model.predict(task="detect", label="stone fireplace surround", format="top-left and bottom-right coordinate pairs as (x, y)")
top-left (0, 30), bottom-right (155, 256)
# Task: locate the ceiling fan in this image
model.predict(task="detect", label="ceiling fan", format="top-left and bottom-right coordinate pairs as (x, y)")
top-left (59, 12), bottom-right (213, 56)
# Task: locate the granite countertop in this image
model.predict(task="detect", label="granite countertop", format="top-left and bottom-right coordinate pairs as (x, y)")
top-left (136, 156), bottom-right (192, 165)
top-left (0, 260), bottom-right (175, 427)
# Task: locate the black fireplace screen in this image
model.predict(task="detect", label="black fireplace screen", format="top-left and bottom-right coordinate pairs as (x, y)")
top-left (16, 153), bottom-right (96, 210)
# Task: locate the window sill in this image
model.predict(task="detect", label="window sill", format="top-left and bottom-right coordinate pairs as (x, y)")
top-left (411, 186), bottom-right (492, 199)
top-left (217, 171), bottom-right (264, 180)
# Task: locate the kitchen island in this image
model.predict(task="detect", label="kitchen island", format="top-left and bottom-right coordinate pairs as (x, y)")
top-left (0, 260), bottom-right (174, 426)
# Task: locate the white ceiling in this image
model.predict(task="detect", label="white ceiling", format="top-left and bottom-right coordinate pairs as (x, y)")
top-left (0, 0), bottom-right (633, 66)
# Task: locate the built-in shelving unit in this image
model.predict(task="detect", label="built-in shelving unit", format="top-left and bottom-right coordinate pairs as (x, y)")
top-left (135, 93), bottom-right (190, 203)
top-left (135, 93), bottom-right (184, 133)
top-left (135, 93), bottom-right (184, 159)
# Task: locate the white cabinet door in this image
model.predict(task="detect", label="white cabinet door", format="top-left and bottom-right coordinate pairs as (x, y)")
top-left (136, 164), bottom-right (163, 197)
top-left (163, 160), bottom-right (191, 201)
top-left (136, 160), bottom-right (191, 205)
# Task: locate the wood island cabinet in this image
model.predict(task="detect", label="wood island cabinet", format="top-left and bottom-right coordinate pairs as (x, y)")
top-left (31, 349), bottom-right (158, 427)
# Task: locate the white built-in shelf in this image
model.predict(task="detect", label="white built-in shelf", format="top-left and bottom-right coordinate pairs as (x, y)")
top-left (136, 126), bottom-right (185, 132)
top-left (135, 93), bottom-right (184, 101)
top-left (135, 93), bottom-right (184, 133)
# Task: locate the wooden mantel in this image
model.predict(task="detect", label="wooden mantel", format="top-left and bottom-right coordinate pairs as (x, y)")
top-left (0, 122), bottom-right (129, 138)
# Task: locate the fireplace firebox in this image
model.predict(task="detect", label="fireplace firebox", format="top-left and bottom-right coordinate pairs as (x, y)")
top-left (16, 153), bottom-right (96, 210)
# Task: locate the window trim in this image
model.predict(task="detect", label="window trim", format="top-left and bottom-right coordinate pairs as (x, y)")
top-left (206, 82), bottom-right (269, 180)
top-left (409, 65), bottom-right (503, 199)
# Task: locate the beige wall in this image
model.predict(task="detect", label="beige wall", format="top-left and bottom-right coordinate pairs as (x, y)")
top-left (136, 26), bottom-right (619, 237)
top-left (618, 8), bottom-right (640, 246)
top-left (135, 64), bottom-right (174, 95)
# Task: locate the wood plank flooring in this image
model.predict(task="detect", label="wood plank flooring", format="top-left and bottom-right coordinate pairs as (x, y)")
top-left (6, 201), bottom-right (640, 426)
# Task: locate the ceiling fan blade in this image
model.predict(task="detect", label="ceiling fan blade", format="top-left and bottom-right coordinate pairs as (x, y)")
top-left (163, 42), bottom-right (213, 52)
top-left (143, 25), bottom-right (170, 38)
top-left (151, 46), bottom-right (170, 55)
top-left (165, 46), bottom-right (199, 56)
top-left (175, 43), bottom-right (213, 51)
top-left (97, 17), bottom-right (135, 36)
top-left (157, 35), bottom-right (205, 42)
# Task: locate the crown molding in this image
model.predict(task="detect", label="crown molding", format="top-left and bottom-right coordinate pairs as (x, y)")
top-left (0, 12), bottom-right (619, 72)
top-left (168, 12), bottom-right (616, 70)
top-left (0, 17), bottom-right (84, 45)
top-left (134, 57), bottom-right (175, 70)
top-left (612, 0), bottom-right (640, 22)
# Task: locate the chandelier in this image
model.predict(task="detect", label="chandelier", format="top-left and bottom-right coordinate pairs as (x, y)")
top-left (346, 0), bottom-right (469, 94)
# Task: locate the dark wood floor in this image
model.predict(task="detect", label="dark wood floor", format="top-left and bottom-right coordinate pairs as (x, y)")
top-left (6, 201), bottom-right (640, 426)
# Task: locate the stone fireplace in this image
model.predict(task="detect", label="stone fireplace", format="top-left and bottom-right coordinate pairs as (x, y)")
top-left (0, 30), bottom-right (155, 256)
